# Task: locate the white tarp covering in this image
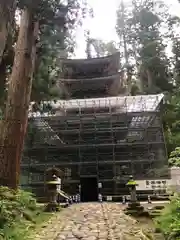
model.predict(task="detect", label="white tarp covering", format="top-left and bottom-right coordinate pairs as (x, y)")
top-left (29, 93), bottom-right (164, 117)
top-left (50, 93), bottom-right (163, 112)
top-left (28, 94), bottom-right (164, 144)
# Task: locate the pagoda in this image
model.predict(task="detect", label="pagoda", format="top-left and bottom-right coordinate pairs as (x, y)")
top-left (21, 53), bottom-right (169, 202)
top-left (59, 52), bottom-right (121, 99)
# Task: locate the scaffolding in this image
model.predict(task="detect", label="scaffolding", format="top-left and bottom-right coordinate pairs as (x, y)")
top-left (21, 53), bottom-right (169, 199)
top-left (21, 94), bottom-right (169, 198)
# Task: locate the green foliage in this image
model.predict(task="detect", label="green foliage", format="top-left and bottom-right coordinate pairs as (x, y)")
top-left (0, 187), bottom-right (36, 228)
top-left (31, 0), bottom-right (91, 102)
top-left (164, 91), bottom-right (180, 154)
top-left (169, 147), bottom-right (180, 167)
top-left (115, 0), bottom-right (180, 155)
top-left (116, 0), bottom-right (173, 93)
top-left (85, 31), bottom-right (118, 58)
top-left (0, 187), bottom-right (51, 240)
top-left (156, 194), bottom-right (180, 239)
top-left (0, 0), bottom-right (92, 107)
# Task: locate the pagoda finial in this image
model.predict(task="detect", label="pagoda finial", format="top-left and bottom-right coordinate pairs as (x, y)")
top-left (85, 30), bottom-right (92, 59)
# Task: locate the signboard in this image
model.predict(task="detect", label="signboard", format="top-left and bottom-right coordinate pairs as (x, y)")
top-left (136, 179), bottom-right (170, 191)
top-left (107, 196), bottom-right (112, 201)
top-left (98, 182), bottom-right (102, 188)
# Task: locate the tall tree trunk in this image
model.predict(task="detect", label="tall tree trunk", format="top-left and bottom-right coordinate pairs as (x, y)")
top-left (0, 0), bottom-right (15, 64)
top-left (17, 21), bottom-right (39, 166)
top-left (0, 59), bottom-right (7, 105)
top-left (120, 1), bottom-right (131, 95)
top-left (139, 65), bottom-right (145, 93)
top-left (0, 7), bottom-right (38, 189)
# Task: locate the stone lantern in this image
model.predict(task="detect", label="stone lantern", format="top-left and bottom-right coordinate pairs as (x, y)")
top-left (125, 175), bottom-right (146, 217)
top-left (126, 175), bottom-right (138, 202)
top-left (46, 174), bottom-right (61, 211)
top-left (45, 166), bottom-right (63, 212)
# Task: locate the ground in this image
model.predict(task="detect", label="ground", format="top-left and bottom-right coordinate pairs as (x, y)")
top-left (32, 202), bottom-right (161, 240)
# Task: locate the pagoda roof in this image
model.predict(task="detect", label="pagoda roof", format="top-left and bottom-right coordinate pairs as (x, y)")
top-left (59, 73), bottom-right (121, 83)
top-left (59, 74), bottom-right (121, 95)
top-left (60, 52), bottom-right (120, 79)
top-left (60, 52), bottom-right (120, 66)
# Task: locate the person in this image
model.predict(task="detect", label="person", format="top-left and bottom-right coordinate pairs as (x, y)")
top-left (77, 193), bottom-right (81, 203)
top-left (56, 176), bottom-right (61, 203)
top-left (75, 194), bottom-right (78, 203)
top-left (69, 196), bottom-right (73, 204)
top-left (98, 193), bottom-right (102, 202)
top-left (66, 198), bottom-right (69, 206)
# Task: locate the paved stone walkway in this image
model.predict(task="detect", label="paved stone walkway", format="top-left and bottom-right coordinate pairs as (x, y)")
top-left (34, 203), bottom-right (154, 240)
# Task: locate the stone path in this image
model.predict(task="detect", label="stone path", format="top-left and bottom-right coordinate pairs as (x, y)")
top-left (34, 203), bottom-right (155, 240)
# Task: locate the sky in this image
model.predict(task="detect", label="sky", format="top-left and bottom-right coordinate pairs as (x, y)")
top-left (74, 0), bottom-right (180, 58)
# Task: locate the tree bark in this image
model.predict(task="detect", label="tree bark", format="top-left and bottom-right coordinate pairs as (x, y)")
top-left (139, 65), bottom-right (145, 93)
top-left (120, 1), bottom-right (131, 95)
top-left (0, 0), bottom-right (15, 64)
top-left (0, 7), bottom-right (38, 189)
top-left (17, 21), bottom-right (39, 166)
top-left (146, 68), bottom-right (153, 90)
top-left (0, 59), bottom-right (7, 105)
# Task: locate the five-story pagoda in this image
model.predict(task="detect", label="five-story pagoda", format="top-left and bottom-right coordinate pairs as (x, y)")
top-left (21, 52), bottom-right (169, 201)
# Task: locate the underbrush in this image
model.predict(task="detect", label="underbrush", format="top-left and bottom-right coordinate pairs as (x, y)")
top-left (0, 187), bottom-right (52, 240)
top-left (155, 194), bottom-right (180, 240)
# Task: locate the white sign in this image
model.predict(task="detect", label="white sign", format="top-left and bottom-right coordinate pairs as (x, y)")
top-left (136, 179), bottom-right (170, 191)
top-left (107, 196), bottom-right (112, 201)
top-left (98, 182), bottom-right (102, 188)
